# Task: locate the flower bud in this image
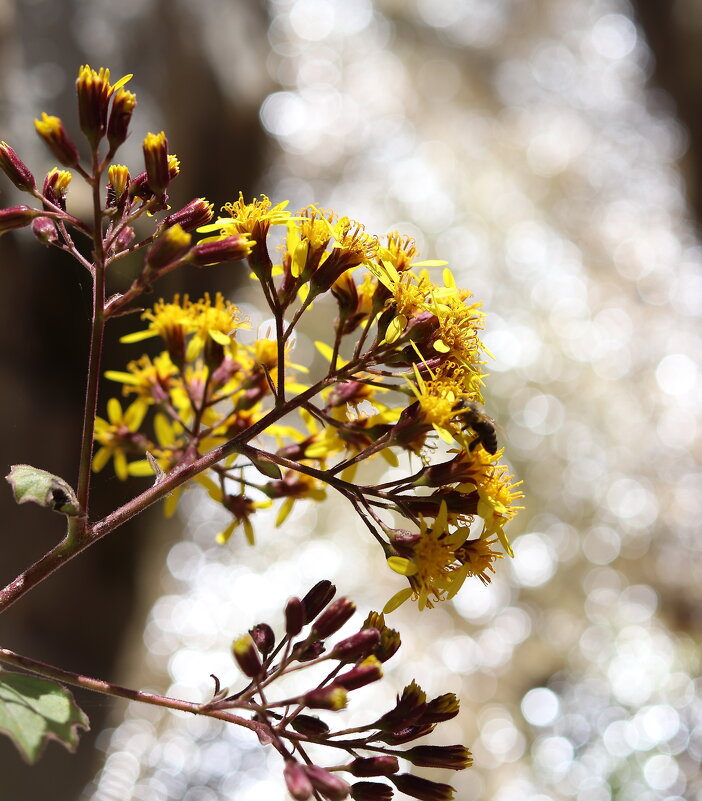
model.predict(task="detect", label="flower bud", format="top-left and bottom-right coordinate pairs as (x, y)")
top-left (248, 623), bottom-right (275, 656)
top-left (349, 756), bottom-right (399, 778)
top-left (375, 627), bottom-right (401, 664)
top-left (334, 656), bottom-right (383, 691)
top-left (107, 164), bottom-right (130, 204)
top-left (304, 765), bottom-right (351, 801)
top-left (164, 198), bottom-right (214, 232)
top-left (0, 205), bottom-right (39, 235)
top-left (303, 686), bottom-right (347, 710)
top-left (290, 714), bottom-right (330, 738)
top-left (107, 87), bottom-right (136, 151)
top-left (114, 225), bottom-right (135, 252)
top-left (374, 681), bottom-right (426, 731)
top-left (350, 781), bottom-right (394, 801)
top-left (189, 234), bottom-right (253, 267)
top-left (42, 168), bottom-right (72, 211)
top-left (33, 114), bottom-right (80, 167)
top-left (311, 597), bottom-right (356, 639)
top-left (294, 640), bottom-right (325, 662)
top-left (302, 580), bottom-right (336, 623)
top-left (330, 628), bottom-right (380, 663)
top-left (31, 216), bottom-right (58, 245)
top-left (143, 131), bottom-right (170, 195)
top-left (285, 597), bottom-right (305, 636)
top-left (231, 633), bottom-right (263, 678)
top-left (0, 141), bottom-right (35, 191)
top-left (420, 693), bottom-right (460, 724)
top-left (145, 224), bottom-right (192, 271)
top-left (402, 745), bottom-right (473, 771)
top-left (76, 65), bottom-right (114, 147)
top-left (389, 773), bottom-right (455, 801)
top-left (284, 760), bottom-right (314, 801)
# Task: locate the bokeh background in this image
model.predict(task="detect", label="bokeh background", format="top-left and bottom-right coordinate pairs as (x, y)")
top-left (1, 1), bottom-right (702, 800)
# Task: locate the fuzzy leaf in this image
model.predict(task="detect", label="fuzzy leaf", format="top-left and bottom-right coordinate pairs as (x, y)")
top-left (6, 465), bottom-right (79, 516)
top-left (0, 671), bottom-right (89, 763)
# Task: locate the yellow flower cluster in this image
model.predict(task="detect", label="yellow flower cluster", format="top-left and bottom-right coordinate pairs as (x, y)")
top-left (95, 195), bottom-right (523, 610)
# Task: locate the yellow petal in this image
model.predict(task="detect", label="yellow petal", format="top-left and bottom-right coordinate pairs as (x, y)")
top-left (209, 329), bottom-right (231, 346)
top-left (91, 447), bottom-right (111, 473)
top-left (432, 339), bottom-right (451, 354)
top-left (107, 397), bottom-right (122, 424)
top-left (387, 556), bottom-right (418, 576)
top-left (383, 587), bottom-right (414, 614)
top-left (114, 451), bottom-right (128, 481)
top-left (276, 497), bottom-right (294, 527)
top-left (119, 329), bottom-right (158, 344)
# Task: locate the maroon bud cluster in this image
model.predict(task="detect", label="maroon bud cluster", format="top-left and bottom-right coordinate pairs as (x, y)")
top-left (206, 582), bottom-right (469, 801)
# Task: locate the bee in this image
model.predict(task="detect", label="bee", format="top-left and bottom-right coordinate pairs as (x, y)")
top-left (453, 400), bottom-right (499, 455)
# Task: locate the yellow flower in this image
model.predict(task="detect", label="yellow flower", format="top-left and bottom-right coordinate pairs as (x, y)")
top-left (120, 295), bottom-right (196, 367)
top-left (185, 292), bottom-right (249, 363)
top-left (383, 502), bottom-right (472, 613)
top-left (475, 465), bottom-right (524, 558)
top-left (92, 398), bottom-right (150, 480)
top-left (104, 352), bottom-right (178, 407)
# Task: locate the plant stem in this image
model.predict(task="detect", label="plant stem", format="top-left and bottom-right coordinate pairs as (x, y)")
top-left (0, 647), bottom-right (259, 733)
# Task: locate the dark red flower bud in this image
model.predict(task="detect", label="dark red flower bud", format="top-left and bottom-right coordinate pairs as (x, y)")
top-left (190, 234), bottom-right (252, 266)
top-left (374, 680), bottom-right (426, 731)
top-left (76, 65), bottom-right (115, 147)
top-left (312, 597), bottom-right (356, 639)
top-left (294, 640), bottom-right (326, 662)
top-left (34, 114), bottom-right (80, 167)
top-left (335, 656), bottom-right (383, 691)
top-left (143, 131), bottom-right (170, 195)
top-left (114, 225), bottom-right (135, 252)
top-left (145, 224), bottom-right (192, 271)
top-left (350, 781), bottom-right (394, 801)
top-left (402, 745), bottom-right (473, 771)
top-left (290, 714), bottom-right (330, 738)
top-left (0, 141), bottom-right (36, 191)
top-left (375, 627), bottom-right (401, 664)
top-left (107, 87), bottom-right (136, 151)
top-left (284, 760), bottom-right (314, 801)
top-left (285, 597), bottom-right (305, 636)
top-left (248, 623), bottom-right (275, 655)
top-left (31, 216), bottom-right (58, 245)
top-left (389, 773), bottom-right (455, 801)
top-left (349, 756), bottom-right (399, 778)
top-left (164, 198), bottom-right (214, 232)
top-left (302, 580), bottom-right (336, 623)
top-left (231, 634), bottom-right (263, 678)
top-left (304, 765), bottom-right (351, 801)
top-left (0, 206), bottom-right (39, 235)
top-left (303, 686), bottom-right (348, 710)
top-left (330, 628), bottom-right (380, 662)
top-left (419, 693), bottom-right (460, 724)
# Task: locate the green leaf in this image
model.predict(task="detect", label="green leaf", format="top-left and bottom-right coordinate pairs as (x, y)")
top-left (5, 464), bottom-right (80, 516)
top-left (0, 671), bottom-right (89, 763)
top-left (248, 452), bottom-right (283, 480)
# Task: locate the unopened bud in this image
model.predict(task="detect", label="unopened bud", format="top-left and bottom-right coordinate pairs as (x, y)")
top-left (304, 685), bottom-right (348, 710)
top-left (375, 627), bottom-right (401, 664)
top-left (350, 781), bottom-right (394, 801)
top-left (374, 680), bottom-right (426, 731)
top-left (334, 656), bottom-right (383, 691)
top-left (290, 714), bottom-right (330, 738)
top-left (34, 114), bottom-right (80, 167)
top-left (143, 131), bottom-right (170, 195)
top-left (189, 234), bottom-right (253, 266)
top-left (389, 773), bottom-right (455, 801)
top-left (311, 597), bottom-right (356, 639)
top-left (145, 224), bottom-right (192, 271)
top-left (164, 198), bottom-right (214, 232)
top-left (294, 640), bottom-right (325, 662)
top-left (0, 205), bottom-right (39, 235)
top-left (0, 141), bottom-right (35, 191)
top-left (107, 87), bottom-right (136, 151)
top-left (378, 723), bottom-right (435, 746)
top-left (402, 745), bottom-right (473, 771)
top-left (420, 692), bottom-right (460, 724)
top-left (231, 633), bottom-right (263, 678)
top-left (349, 756), bottom-right (399, 778)
top-left (108, 164), bottom-right (130, 203)
top-left (304, 765), bottom-right (351, 801)
top-left (31, 216), bottom-right (58, 245)
top-left (76, 65), bottom-right (115, 147)
top-left (302, 580), bottom-right (336, 623)
top-left (330, 628), bottom-right (380, 663)
top-left (284, 760), bottom-right (314, 801)
top-left (248, 623), bottom-right (275, 656)
top-left (114, 225), bottom-right (135, 252)
top-left (285, 597), bottom-right (305, 636)
top-left (42, 168), bottom-right (72, 211)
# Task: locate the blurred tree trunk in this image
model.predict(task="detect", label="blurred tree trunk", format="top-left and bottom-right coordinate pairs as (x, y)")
top-left (0, 1), bottom-right (271, 798)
